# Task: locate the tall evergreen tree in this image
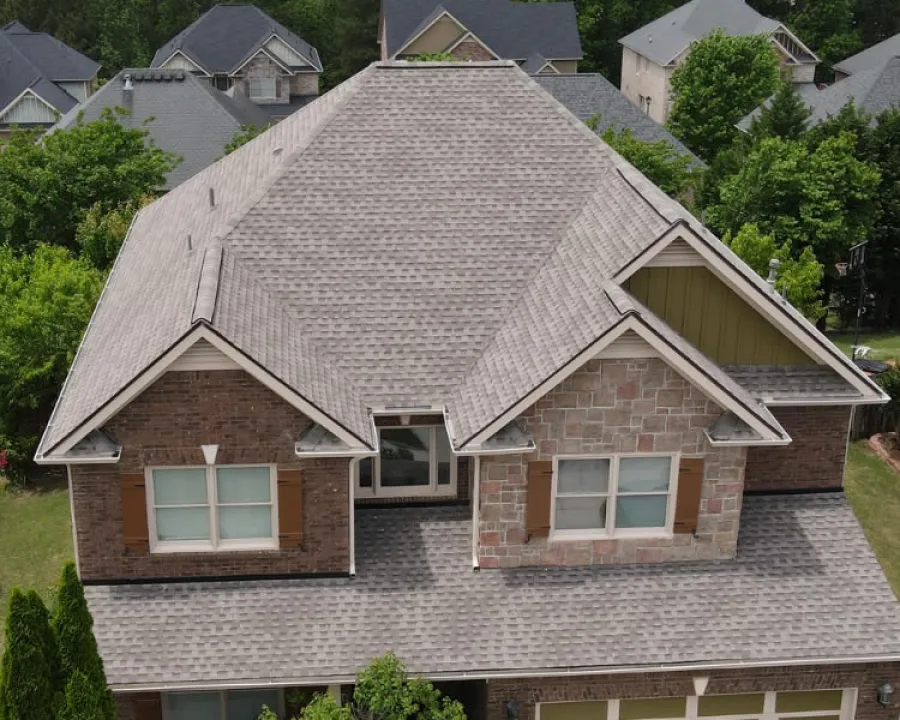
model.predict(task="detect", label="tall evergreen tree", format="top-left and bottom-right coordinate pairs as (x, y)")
top-left (60, 671), bottom-right (107, 720)
top-left (748, 83), bottom-right (812, 141)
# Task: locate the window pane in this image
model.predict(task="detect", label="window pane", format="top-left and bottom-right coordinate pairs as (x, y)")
top-left (618, 457), bottom-right (671, 493)
top-left (558, 459), bottom-right (609, 494)
top-left (380, 427), bottom-right (431, 487)
top-left (555, 496), bottom-right (606, 531)
top-left (776, 691), bottom-right (843, 713)
top-left (153, 468), bottom-right (207, 506)
top-left (436, 427), bottom-right (453, 485)
top-left (699, 694), bottom-right (765, 716)
top-left (228, 689), bottom-right (281, 720)
top-left (156, 507), bottom-right (210, 541)
top-left (216, 467), bottom-right (271, 504)
top-left (168, 692), bottom-right (220, 720)
top-left (620, 697), bottom-right (687, 720)
top-left (616, 495), bottom-right (668, 529)
top-left (219, 506), bottom-right (272, 539)
top-left (359, 457), bottom-right (373, 487)
top-left (541, 701), bottom-right (608, 720)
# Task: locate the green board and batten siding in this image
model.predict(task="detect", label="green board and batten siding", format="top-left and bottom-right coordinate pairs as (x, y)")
top-left (627, 266), bottom-right (813, 365)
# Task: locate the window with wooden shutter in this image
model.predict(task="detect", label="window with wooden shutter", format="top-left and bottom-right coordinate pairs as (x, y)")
top-left (121, 473), bottom-right (150, 552)
top-left (673, 457), bottom-right (704, 535)
top-left (277, 468), bottom-right (304, 548)
top-left (133, 693), bottom-right (162, 720)
top-left (526, 460), bottom-right (553, 538)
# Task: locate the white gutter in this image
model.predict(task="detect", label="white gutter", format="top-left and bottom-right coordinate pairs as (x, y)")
top-left (111, 652), bottom-right (900, 694)
top-left (472, 456), bottom-right (480, 569)
top-left (764, 396), bottom-right (888, 407)
top-left (703, 431), bottom-right (792, 448)
top-left (36, 453), bottom-right (121, 465)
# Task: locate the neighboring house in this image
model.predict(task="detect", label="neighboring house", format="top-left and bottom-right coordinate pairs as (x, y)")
top-left (834, 32), bottom-right (900, 80)
top-left (619, 0), bottom-right (818, 124)
top-left (0, 21), bottom-right (99, 136)
top-left (151, 3), bottom-right (322, 122)
top-left (36, 62), bottom-right (900, 720)
top-left (533, 72), bottom-right (704, 166)
top-left (51, 68), bottom-right (270, 190)
top-left (738, 57), bottom-right (900, 132)
top-left (379, 0), bottom-right (581, 70)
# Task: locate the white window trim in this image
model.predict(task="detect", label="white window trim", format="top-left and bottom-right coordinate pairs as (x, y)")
top-left (146, 464), bottom-right (279, 554)
top-left (356, 425), bottom-right (457, 499)
top-left (162, 688), bottom-right (285, 720)
top-left (536, 689), bottom-right (857, 720)
top-left (549, 452), bottom-right (679, 541)
top-left (247, 76), bottom-right (277, 100)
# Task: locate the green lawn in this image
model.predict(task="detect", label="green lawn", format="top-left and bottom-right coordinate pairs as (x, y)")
top-left (845, 441), bottom-right (900, 596)
top-left (0, 482), bottom-right (73, 648)
top-left (828, 331), bottom-right (900, 362)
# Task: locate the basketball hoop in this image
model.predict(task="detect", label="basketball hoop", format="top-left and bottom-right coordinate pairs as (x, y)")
top-left (835, 262), bottom-right (849, 277)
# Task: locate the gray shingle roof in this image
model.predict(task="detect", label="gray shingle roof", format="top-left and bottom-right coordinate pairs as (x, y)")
top-left (85, 494), bottom-right (900, 690)
top-left (383, 0), bottom-right (581, 60)
top-left (724, 365), bottom-right (863, 402)
top-left (533, 73), bottom-right (703, 167)
top-left (37, 61), bottom-right (883, 461)
top-left (151, 4), bottom-right (321, 74)
top-left (834, 32), bottom-right (900, 76)
top-left (2, 24), bottom-right (99, 80)
top-left (52, 69), bottom-right (269, 189)
top-left (619, 0), bottom-right (783, 67)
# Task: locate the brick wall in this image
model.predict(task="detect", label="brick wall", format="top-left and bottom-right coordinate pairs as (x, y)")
top-left (450, 39), bottom-right (496, 61)
top-left (479, 358), bottom-right (747, 568)
top-left (71, 370), bottom-right (350, 581)
top-left (238, 54), bottom-right (291, 103)
top-left (745, 405), bottom-right (851, 492)
top-left (290, 72), bottom-right (320, 96)
top-left (486, 663), bottom-right (900, 720)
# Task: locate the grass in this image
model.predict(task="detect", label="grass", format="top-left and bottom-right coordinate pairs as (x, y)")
top-left (828, 331), bottom-right (900, 362)
top-left (0, 481), bottom-right (73, 648)
top-left (845, 441), bottom-right (900, 596)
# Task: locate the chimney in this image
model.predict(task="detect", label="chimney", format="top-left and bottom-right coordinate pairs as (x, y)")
top-left (122, 73), bottom-right (134, 116)
top-left (766, 258), bottom-right (780, 288)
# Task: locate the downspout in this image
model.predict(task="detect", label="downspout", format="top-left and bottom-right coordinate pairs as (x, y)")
top-left (66, 464), bottom-right (81, 578)
top-left (472, 455), bottom-right (480, 569)
top-left (349, 458), bottom-right (358, 577)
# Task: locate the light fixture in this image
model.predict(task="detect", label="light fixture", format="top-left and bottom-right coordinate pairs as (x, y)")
top-left (504, 700), bottom-right (521, 720)
top-left (693, 676), bottom-right (710, 697)
top-left (201, 444), bottom-right (219, 465)
top-left (877, 682), bottom-right (894, 707)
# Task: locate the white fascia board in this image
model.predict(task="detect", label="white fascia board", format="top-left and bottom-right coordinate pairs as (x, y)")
top-left (443, 30), bottom-right (501, 60)
top-left (44, 325), bottom-right (370, 459)
top-left (392, 9), bottom-right (467, 58)
top-left (704, 431), bottom-right (792, 448)
top-left (158, 49), bottom-right (210, 76)
top-left (36, 452), bottom-right (121, 466)
top-left (264, 32), bottom-right (321, 71)
top-left (0, 87), bottom-right (58, 122)
top-left (614, 222), bottom-right (887, 403)
top-left (230, 45), bottom-right (295, 77)
top-left (773, 24), bottom-right (819, 63)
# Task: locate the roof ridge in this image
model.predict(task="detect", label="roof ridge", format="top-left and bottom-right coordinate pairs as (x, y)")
top-left (192, 239), bottom-right (224, 323)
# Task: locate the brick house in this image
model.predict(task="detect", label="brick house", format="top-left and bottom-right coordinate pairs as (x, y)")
top-left (379, 0), bottom-right (582, 72)
top-left (36, 62), bottom-right (900, 720)
top-left (151, 4), bottom-right (322, 122)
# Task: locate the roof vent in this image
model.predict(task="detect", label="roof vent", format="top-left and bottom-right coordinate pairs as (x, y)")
top-left (187, 234), bottom-right (193, 252)
top-left (273, 147), bottom-right (283, 157)
top-left (123, 73), bottom-right (133, 92)
top-left (209, 187), bottom-right (216, 209)
top-left (766, 258), bottom-right (780, 287)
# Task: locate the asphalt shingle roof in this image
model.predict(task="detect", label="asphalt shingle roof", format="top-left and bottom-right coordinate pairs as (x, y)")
top-left (151, 4), bottom-right (321, 74)
top-left (37, 61), bottom-right (881, 460)
top-left (834, 32), bottom-right (900, 76)
top-left (2, 24), bottom-right (99, 80)
top-left (84, 494), bottom-right (900, 690)
top-left (383, 0), bottom-right (581, 60)
top-left (52, 69), bottom-right (269, 189)
top-left (619, 0), bottom-right (782, 67)
top-left (724, 365), bottom-right (864, 402)
top-left (533, 73), bottom-right (703, 167)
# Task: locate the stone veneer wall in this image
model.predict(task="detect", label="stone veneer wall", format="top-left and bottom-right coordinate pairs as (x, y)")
top-left (744, 405), bottom-right (852, 492)
top-left (71, 370), bottom-right (350, 581)
top-left (239, 54), bottom-right (291, 103)
top-left (450, 39), bottom-right (495, 61)
top-left (479, 358), bottom-right (747, 568)
top-left (290, 72), bottom-right (320, 96)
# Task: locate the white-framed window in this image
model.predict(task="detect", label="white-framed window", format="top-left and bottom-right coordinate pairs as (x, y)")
top-left (147, 464), bottom-right (278, 553)
top-left (357, 425), bottom-right (456, 498)
top-left (247, 76), bottom-right (277, 99)
top-left (550, 453), bottom-right (678, 540)
top-left (164, 688), bottom-right (283, 720)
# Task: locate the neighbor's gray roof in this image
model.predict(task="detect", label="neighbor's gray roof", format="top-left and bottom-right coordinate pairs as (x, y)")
top-left (736, 82), bottom-right (821, 132)
top-left (2, 23), bottom-right (99, 80)
top-left (834, 32), bottom-right (900, 76)
top-left (52, 69), bottom-right (269, 189)
top-left (619, 0), bottom-right (784, 67)
top-left (151, 3), bottom-right (321, 73)
top-left (534, 73), bottom-right (703, 167)
top-left (0, 31), bottom-right (80, 121)
top-left (85, 494), bottom-right (900, 690)
top-left (383, 0), bottom-right (581, 60)
top-left (38, 61), bottom-right (882, 460)
top-left (725, 365), bottom-right (865, 402)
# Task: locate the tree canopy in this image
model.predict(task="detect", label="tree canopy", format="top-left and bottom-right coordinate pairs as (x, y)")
top-left (747, 83), bottom-right (812, 142)
top-left (599, 125), bottom-right (697, 200)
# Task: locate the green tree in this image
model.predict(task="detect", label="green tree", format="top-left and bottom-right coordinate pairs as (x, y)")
top-left (0, 589), bottom-right (62, 720)
top-left (804, 100), bottom-right (874, 160)
top-left (878, 365), bottom-right (900, 437)
top-left (0, 108), bottom-right (176, 254)
top-left (667, 30), bottom-right (781, 163)
top-left (748, 82), bottom-right (812, 141)
top-left (599, 126), bottom-right (696, 199)
top-left (0, 246), bottom-right (104, 483)
top-left (408, 52), bottom-right (457, 61)
top-left (75, 199), bottom-right (144, 270)
top-left (60, 671), bottom-right (107, 720)
top-left (53, 563), bottom-right (116, 720)
top-left (225, 124), bottom-right (272, 156)
top-left (724, 223), bottom-right (826, 320)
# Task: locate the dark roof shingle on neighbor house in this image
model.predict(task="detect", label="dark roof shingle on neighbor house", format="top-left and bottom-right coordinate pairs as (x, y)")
top-left (383, 0), bottom-right (581, 60)
top-left (85, 495), bottom-right (900, 690)
top-left (151, 3), bottom-right (322, 74)
top-left (533, 73), bottom-right (704, 166)
top-left (52, 69), bottom-right (270, 189)
top-left (834, 31), bottom-right (900, 76)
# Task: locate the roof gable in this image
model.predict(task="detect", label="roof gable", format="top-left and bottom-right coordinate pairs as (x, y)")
top-left (0, 33), bottom-right (79, 120)
top-left (1, 26), bottom-right (99, 80)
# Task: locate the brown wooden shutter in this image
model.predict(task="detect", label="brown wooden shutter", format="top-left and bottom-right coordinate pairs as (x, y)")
top-left (526, 460), bottom-right (553, 538)
top-left (121, 473), bottom-right (150, 552)
top-left (674, 457), bottom-right (705, 535)
top-left (277, 468), bottom-right (304, 549)
top-left (133, 694), bottom-right (162, 720)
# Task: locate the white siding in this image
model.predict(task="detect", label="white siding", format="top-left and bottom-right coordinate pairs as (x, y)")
top-left (161, 51), bottom-right (204, 73)
top-left (265, 36), bottom-right (310, 68)
top-left (167, 339), bottom-right (241, 371)
top-left (0, 94), bottom-right (57, 124)
top-left (595, 331), bottom-right (657, 359)
top-left (644, 239), bottom-right (705, 268)
top-left (57, 81), bottom-right (88, 102)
